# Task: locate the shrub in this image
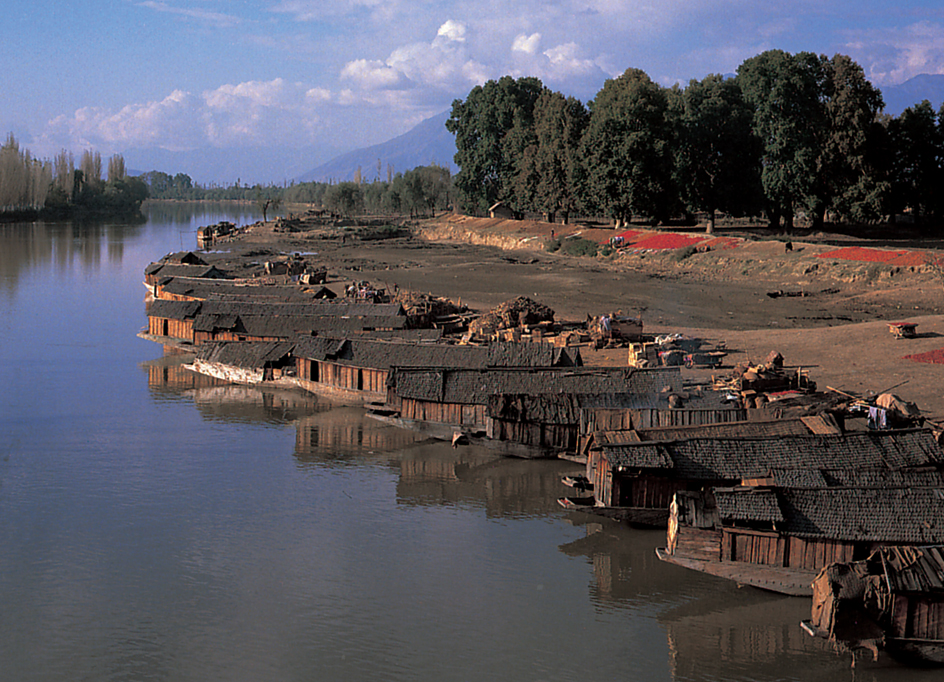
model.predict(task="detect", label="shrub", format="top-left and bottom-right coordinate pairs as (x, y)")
top-left (544, 238), bottom-right (562, 253)
top-left (672, 244), bottom-right (697, 262)
top-left (561, 237), bottom-right (598, 257)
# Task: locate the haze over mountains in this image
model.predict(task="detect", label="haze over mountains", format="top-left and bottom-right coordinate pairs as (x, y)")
top-left (295, 111), bottom-right (457, 184)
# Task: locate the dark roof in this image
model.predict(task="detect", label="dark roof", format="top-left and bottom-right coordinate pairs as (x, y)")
top-left (291, 338), bottom-right (577, 372)
top-left (713, 486), bottom-right (944, 543)
top-left (391, 367), bottom-right (682, 405)
top-left (631, 416), bottom-right (835, 442)
top-left (147, 299), bottom-right (406, 326)
top-left (485, 343), bottom-right (581, 367)
top-left (198, 299), bottom-right (405, 318)
top-left (487, 389), bottom-right (737, 424)
top-left (159, 277), bottom-right (320, 302)
top-left (194, 340), bottom-right (295, 368)
top-left (714, 488), bottom-right (784, 523)
top-left (601, 430), bottom-right (944, 478)
top-left (147, 299), bottom-right (202, 319)
top-left (145, 263), bottom-right (225, 279)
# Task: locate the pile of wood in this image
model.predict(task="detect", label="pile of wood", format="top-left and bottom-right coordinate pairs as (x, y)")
top-left (395, 291), bottom-right (469, 329)
top-left (469, 296), bottom-right (555, 336)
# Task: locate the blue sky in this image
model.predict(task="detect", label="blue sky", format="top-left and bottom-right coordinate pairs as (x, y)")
top-left (5, 0), bottom-right (944, 183)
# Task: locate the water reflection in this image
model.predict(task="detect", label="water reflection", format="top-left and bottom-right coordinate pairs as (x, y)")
top-left (0, 219), bottom-right (143, 293)
top-left (395, 441), bottom-right (579, 517)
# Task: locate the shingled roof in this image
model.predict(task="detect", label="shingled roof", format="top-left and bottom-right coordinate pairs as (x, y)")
top-left (291, 338), bottom-right (578, 371)
top-left (487, 389), bottom-right (736, 424)
top-left (195, 340), bottom-right (295, 368)
top-left (601, 430), bottom-right (944, 478)
top-left (147, 299), bottom-right (202, 319)
top-left (713, 486), bottom-right (944, 543)
top-left (145, 263), bottom-right (226, 280)
top-left (390, 367), bottom-right (682, 405)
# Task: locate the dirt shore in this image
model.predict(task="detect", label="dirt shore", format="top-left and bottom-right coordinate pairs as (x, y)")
top-left (205, 213), bottom-right (944, 419)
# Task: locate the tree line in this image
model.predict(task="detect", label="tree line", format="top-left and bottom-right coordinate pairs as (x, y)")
top-left (0, 134), bottom-right (148, 220)
top-left (143, 164), bottom-right (452, 219)
top-left (447, 49), bottom-right (944, 231)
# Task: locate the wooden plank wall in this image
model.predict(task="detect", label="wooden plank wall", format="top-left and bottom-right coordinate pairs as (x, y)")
top-left (675, 527), bottom-right (722, 562)
top-left (786, 537), bottom-right (856, 571)
top-left (722, 531), bottom-right (856, 571)
top-left (401, 398), bottom-right (486, 428)
top-left (149, 317), bottom-right (193, 341)
top-left (891, 596), bottom-right (944, 639)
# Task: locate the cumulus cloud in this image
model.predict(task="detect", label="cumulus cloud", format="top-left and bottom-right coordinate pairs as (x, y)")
top-left (512, 33), bottom-right (541, 55)
top-left (338, 20), bottom-right (486, 95)
top-left (39, 79), bottom-right (334, 154)
top-left (340, 59), bottom-right (403, 89)
top-left (844, 21), bottom-right (944, 85)
top-left (436, 19), bottom-right (467, 43)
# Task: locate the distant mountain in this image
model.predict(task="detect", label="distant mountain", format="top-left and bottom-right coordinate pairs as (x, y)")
top-left (295, 110), bottom-right (457, 183)
top-left (880, 74), bottom-right (944, 116)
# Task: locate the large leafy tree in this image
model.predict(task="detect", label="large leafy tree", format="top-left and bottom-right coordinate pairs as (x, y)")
top-left (446, 76), bottom-right (544, 215)
top-left (885, 101), bottom-right (943, 223)
top-left (515, 89), bottom-right (588, 224)
top-left (581, 68), bottom-right (674, 226)
top-left (668, 74), bottom-right (763, 232)
top-left (815, 54), bottom-right (887, 224)
top-left (737, 50), bottom-right (824, 230)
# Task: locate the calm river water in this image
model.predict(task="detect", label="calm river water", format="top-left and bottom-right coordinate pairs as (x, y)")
top-left (0, 203), bottom-right (936, 682)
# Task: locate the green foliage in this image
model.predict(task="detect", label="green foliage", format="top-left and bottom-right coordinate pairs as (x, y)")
top-left (672, 245), bottom-right (698, 261)
top-left (580, 68), bottom-right (675, 225)
top-left (544, 238), bottom-right (561, 252)
top-left (560, 237), bottom-right (598, 257)
top-left (669, 74), bottom-right (763, 225)
top-left (447, 75), bottom-right (544, 215)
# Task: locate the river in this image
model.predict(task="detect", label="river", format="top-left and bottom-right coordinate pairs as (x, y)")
top-left (0, 203), bottom-right (934, 681)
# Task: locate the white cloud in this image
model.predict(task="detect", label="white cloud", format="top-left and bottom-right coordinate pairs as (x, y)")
top-left (512, 33), bottom-right (541, 55)
top-left (38, 79), bottom-right (334, 154)
top-left (436, 19), bottom-right (467, 43)
top-left (844, 21), bottom-right (944, 85)
top-left (341, 59), bottom-right (403, 89)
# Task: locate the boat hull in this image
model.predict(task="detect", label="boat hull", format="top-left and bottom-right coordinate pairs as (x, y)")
top-left (656, 548), bottom-right (816, 596)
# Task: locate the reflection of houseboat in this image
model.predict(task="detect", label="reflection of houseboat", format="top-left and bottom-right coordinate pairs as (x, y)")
top-left (658, 472), bottom-right (944, 596)
top-left (578, 429), bottom-right (938, 530)
top-left (801, 545), bottom-right (944, 666)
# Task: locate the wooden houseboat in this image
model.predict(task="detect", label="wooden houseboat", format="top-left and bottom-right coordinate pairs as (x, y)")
top-left (189, 340), bottom-right (297, 385)
top-left (142, 299), bottom-right (408, 347)
top-left (578, 428), bottom-right (942, 529)
top-left (380, 366), bottom-right (682, 456)
top-left (492, 389), bottom-right (743, 467)
top-left (144, 262), bottom-right (228, 295)
top-left (293, 337), bottom-right (580, 404)
top-left (801, 544), bottom-right (944, 665)
top-left (658, 475), bottom-right (944, 596)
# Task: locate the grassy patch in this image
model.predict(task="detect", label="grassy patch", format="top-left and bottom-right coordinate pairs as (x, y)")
top-left (561, 237), bottom-right (599, 257)
top-left (672, 244), bottom-right (698, 262)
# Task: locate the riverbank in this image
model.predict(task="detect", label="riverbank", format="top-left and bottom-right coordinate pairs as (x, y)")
top-left (199, 211), bottom-right (944, 417)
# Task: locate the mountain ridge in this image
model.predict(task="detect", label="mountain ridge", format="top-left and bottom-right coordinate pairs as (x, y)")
top-left (295, 111), bottom-right (457, 183)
